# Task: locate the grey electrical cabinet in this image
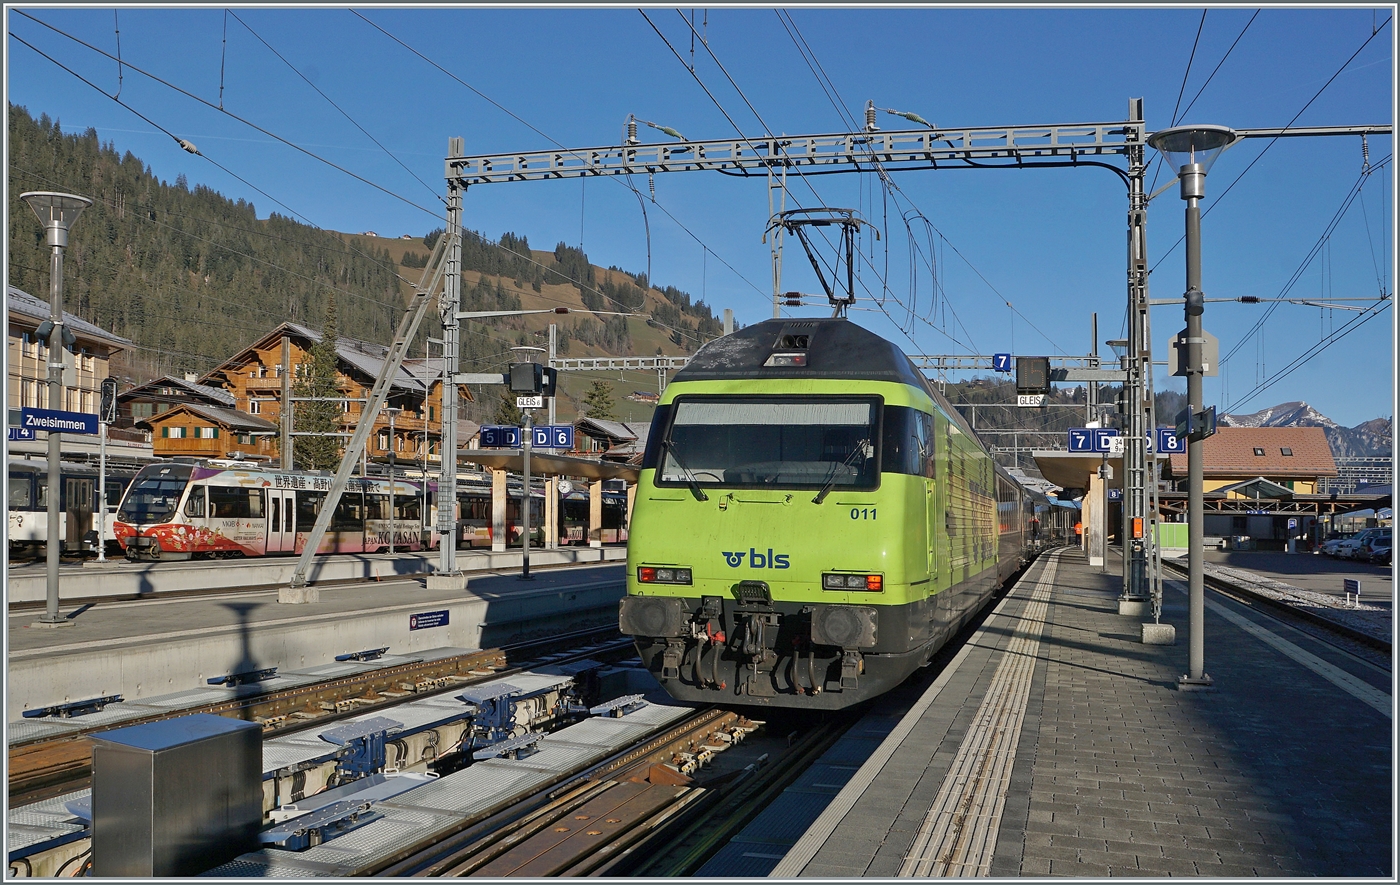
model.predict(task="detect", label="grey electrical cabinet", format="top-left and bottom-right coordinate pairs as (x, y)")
top-left (90, 713), bottom-right (262, 877)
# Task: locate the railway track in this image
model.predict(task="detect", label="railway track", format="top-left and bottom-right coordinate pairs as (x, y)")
top-left (7, 625), bottom-right (629, 807)
top-left (1160, 560), bottom-right (1392, 660)
top-left (368, 707), bottom-right (840, 877)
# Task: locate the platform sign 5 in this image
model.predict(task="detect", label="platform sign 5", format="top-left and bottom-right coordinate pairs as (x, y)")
top-left (1156, 427), bottom-right (1186, 454)
top-left (480, 425), bottom-right (521, 448)
top-left (1092, 428), bottom-right (1120, 453)
top-left (992, 353), bottom-right (1012, 373)
top-left (532, 425), bottom-right (575, 449)
top-left (1067, 428), bottom-right (1094, 452)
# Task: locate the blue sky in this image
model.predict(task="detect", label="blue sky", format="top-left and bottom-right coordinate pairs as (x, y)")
top-left (6, 5), bottom-right (1394, 427)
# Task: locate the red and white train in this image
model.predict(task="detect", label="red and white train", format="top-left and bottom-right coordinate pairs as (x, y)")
top-left (113, 461), bottom-right (434, 561)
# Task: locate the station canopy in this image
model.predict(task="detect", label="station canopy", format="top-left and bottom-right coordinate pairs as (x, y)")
top-left (460, 450), bottom-right (639, 483)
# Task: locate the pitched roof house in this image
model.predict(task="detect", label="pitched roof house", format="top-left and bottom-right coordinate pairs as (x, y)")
top-left (1166, 426), bottom-right (1338, 495)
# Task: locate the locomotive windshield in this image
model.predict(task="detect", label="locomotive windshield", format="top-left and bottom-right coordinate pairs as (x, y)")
top-left (116, 465), bottom-right (192, 524)
top-left (656, 397), bottom-right (878, 491)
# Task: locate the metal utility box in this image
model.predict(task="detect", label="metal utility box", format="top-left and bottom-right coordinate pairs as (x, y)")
top-left (90, 713), bottom-right (262, 877)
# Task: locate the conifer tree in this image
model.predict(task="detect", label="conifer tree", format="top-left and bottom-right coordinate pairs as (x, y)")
top-left (582, 380), bottom-right (615, 421)
top-left (294, 295), bottom-right (344, 471)
top-left (494, 389), bottom-right (523, 426)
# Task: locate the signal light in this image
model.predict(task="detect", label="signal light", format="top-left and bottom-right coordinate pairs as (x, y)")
top-left (637, 566), bottom-right (692, 585)
top-left (823, 573), bottom-right (883, 591)
top-left (763, 353), bottom-right (807, 367)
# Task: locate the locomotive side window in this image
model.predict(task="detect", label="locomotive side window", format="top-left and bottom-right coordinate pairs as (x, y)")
top-left (659, 397), bottom-right (880, 491)
top-left (879, 406), bottom-right (935, 478)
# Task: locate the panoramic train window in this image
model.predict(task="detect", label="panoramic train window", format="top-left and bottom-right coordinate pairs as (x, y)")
top-left (657, 397), bottom-right (880, 490)
top-left (209, 487), bottom-right (264, 519)
top-left (117, 476), bottom-right (187, 523)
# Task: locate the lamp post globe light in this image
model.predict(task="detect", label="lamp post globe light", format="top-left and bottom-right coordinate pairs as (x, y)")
top-left (1146, 125), bottom-right (1238, 688)
top-left (20, 191), bottom-right (92, 628)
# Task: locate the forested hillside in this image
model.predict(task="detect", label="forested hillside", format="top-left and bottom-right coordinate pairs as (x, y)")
top-left (7, 103), bottom-right (724, 422)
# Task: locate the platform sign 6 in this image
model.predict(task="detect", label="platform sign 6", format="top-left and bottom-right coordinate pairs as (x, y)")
top-left (992, 353), bottom-right (1013, 373)
top-left (480, 425), bottom-right (521, 448)
top-left (1092, 428), bottom-right (1121, 453)
top-left (1156, 427), bottom-right (1186, 454)
top-left (532, 425), bottom-right (575, 449)
top-left (1067, 428), bottom-right (1094, 452)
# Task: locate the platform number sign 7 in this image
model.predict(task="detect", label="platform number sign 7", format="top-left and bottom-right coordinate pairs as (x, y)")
top-left (992, 353), bottom-right (1012, 373)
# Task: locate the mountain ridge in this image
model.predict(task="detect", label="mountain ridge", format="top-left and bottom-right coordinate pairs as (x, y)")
top-left (1220, 400), bottom-right (1392, 459)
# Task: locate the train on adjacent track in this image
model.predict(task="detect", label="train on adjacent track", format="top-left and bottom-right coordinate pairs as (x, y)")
top-left (6, 458), bottom-right (137, 558)
top-left (619, 317), bottom-right (1075, 710)
top-left (108, 460), bottom-right (629, 561)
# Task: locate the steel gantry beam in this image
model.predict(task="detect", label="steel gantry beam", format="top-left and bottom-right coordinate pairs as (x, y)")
top-left (444, 122), bottom-right (1144, 184)
top-left (422, 112), bottom-right (1389, 613)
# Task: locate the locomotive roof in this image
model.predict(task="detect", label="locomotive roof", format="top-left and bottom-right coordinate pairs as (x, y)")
top-left (674, 318), bottom-right (932, 388)
top-left (675, 317), bottom-right (980, 438)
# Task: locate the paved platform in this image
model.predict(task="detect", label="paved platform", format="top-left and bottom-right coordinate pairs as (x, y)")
top-left (6, 545), bottom-right (626, 605)
top-left (747, 548), bottom-right (1390, 878)
top-left (6, 563), bottom-right (626, 721)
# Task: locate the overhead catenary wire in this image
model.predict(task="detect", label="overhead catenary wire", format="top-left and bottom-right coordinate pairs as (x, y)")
top-left (1150, 15), bottom-right (1393, 272)
top-left (225, 10), bottom-right (444, 204)
top-left (11, 31), bottom-right (713, 352)
top-left (1218, 155), bottom-right (1393, 369)
top-left (350, 9), bottom-right (769, 308)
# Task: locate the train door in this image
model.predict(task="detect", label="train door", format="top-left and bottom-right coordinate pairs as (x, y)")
top-left (267, 489), bottom-right (296, 553)
top-left (64, 477), bottom-right (93, 553)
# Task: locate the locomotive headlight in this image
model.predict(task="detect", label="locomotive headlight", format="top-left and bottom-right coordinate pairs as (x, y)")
top-left (823, 573), bottom-right (883, 591)
top-left (638, 566), bottom-right (692, 585)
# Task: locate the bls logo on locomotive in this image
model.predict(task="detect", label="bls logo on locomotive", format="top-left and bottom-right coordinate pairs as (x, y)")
top-left (722, 548), bottom-right (791, 569)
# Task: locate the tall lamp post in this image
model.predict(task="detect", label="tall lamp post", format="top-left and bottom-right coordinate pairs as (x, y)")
top-left (385, 406), bottom-right (402, 555)
top-left (21, 191), bottom-right (91, 628)
top-left (1147, 124), bottom-right (1238, 689)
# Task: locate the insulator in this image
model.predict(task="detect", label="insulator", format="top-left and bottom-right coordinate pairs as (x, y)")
top-left (1362, 135), bottom-right (1371, 172)
top-left (648, 174), bottom-right (655, 201)
top-left (865, 101), bottom-right (878, 132)
top-left (627, 117), bottom-right (638, 145)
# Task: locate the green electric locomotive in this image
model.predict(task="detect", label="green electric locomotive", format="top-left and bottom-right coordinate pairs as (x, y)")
top-left (620, 317), bottom-right (1040, 710)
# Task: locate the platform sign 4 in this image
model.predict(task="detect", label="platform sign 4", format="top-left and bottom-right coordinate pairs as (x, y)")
top-left (1156, 427), bottom-right (1186, 454)
top-left (992, 353), bottom-right (1012, 373)
top-left (532, 425), bottom-right (575, 449)
top-left (480, 425), bottom-right (522, 448)
top-left (1092, 428), bottom-right (1121, 453)
top-left (8, 426), bottom-right (35, 441)
top-left (1067, 428), bottom-right (1094, 452)
top-left (20, 407), bottom-right (99, 436)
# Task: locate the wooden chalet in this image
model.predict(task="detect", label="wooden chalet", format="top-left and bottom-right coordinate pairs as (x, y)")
top-left (199, 323), bottom-right (470, 468)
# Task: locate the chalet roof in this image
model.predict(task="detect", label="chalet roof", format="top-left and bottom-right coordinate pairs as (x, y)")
top-left (119, 375), bottom-right (237, 408)
top-left (135, 403), bottom-right (277, 432)
top-left (200, 322), bottom-right (426, 394)
top-left (7, 284), bottom-right (132, 351)
top-left (1167, 426), bottom-right (1338, 478)
top-left (576, 416), bottom-right (648, 443)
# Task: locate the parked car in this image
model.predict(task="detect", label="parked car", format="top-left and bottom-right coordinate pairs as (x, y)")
top-left (1336, 528), bottom-right (1388, 561)
top-left (1372, 544), bottom-right (1392, 567)
top-left (1320, 533), bottom-right (1354, 557)
top-left (1360, 530), bottom-right (1391, 563)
